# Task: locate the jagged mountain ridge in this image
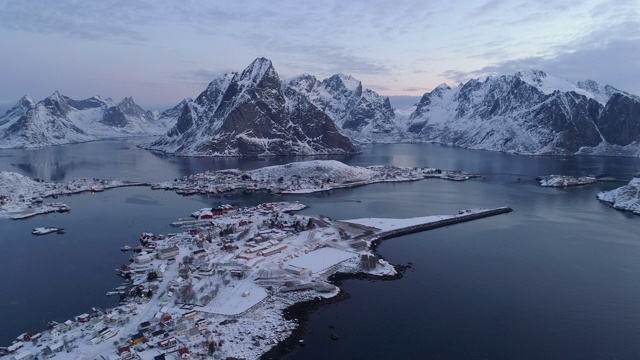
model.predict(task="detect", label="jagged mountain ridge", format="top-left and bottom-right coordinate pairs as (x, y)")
top-left (285, 74), bottom-right (401, 142)
top-left (0, 92), bottom-right (170, 149)
top-left (145, 58), bottom-right (359, 156)
top-left (402, 70), bottom-right (640, 156)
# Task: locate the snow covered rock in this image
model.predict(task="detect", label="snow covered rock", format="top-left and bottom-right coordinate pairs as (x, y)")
top-left (146, 58), bottom-right (359, 156)
top-left (597, 178), bottom-right (640, 214)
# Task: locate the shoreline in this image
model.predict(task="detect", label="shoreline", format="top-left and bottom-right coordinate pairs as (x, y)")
top-left (260, 264), bottom-right (412, 360)
top-left (261, 207), bottom-right (512, 360)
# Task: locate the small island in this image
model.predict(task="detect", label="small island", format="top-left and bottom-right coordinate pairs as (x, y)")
top-left (151, 160), bottom-right (474, 196)
top-left (0, 201), bottom-right (511, 359)
top-left (597, 178), bottom-right (640, 215)
top-left (0, 171), bottom-right (146, 220)
top-left (537, 175), bottom-right (598, 187)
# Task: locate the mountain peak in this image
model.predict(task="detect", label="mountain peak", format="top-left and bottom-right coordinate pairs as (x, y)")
top-left (324, 74), bottom-right (362, 94)
top-left (516, 70), bottom-right (547, 85)
top-left (238, 57), bottom-right (276, 85)
top-left (18, 95), bottom-right (35, 107)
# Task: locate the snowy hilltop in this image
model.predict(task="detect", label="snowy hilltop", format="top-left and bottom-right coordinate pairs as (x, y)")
top-left (144, 58), bottom-right (359, 156)
top-left (0, 92), bottom-right (170, 149)
top-left (597, 178), bottom-right (640, 214)
top-left (151, 159), bottom-right (472, 196)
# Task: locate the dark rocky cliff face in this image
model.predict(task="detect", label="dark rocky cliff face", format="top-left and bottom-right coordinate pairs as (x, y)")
top-left (597, 93), bottom-right (640, 146)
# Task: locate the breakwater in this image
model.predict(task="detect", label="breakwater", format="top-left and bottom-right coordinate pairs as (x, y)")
top-left (373, 206), bottom-right (513, 243)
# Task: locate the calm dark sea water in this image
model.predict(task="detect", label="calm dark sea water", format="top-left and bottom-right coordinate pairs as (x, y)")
top-left (1, 140), bottom-right (640, 359)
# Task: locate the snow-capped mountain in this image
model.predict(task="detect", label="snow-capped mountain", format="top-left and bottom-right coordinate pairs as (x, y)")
top-left (286, 74), bottom-right (400, 142)
top-left (0, 92), bottom-right (170, 149)
top-left (403, 70), bottom-right (640, 155)
top-left (145, 58), bottom-right (359, 156)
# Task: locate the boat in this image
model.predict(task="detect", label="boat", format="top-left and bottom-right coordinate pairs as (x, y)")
top-left (32, 227), bottom-right (64, 235)
top-left (121, 245), bottom-right (132, 251)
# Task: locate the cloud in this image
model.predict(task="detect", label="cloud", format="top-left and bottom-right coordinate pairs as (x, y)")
top-left (440, 20), bottom-right (640, 94)
top-left (0, 0), bottom-right (160, 41)
top-left (170, 69), bottom-right (233, 87)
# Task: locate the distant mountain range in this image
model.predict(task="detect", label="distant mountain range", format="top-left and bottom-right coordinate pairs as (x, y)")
top-left (2, 58), bottom-right (640, 157)
top-left (0, 92), bottom-right (170, 148)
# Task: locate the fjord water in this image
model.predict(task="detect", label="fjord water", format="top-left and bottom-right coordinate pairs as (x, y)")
top-left (1, 141), bottom-right (640, 359)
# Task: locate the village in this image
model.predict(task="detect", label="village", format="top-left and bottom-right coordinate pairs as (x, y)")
top-left (149, 160), bottom-right (472, 196)
top-left (1, 200), bottom-right (399, 360)
top-left (1, 196), bottom-right (511, 360)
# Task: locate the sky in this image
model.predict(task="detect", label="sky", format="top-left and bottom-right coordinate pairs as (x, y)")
top-left (0, 0), bottom-right (638, 111)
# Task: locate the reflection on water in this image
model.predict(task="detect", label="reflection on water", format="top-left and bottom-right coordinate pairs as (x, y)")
top-left (1, 141), bottom-right (640, 358)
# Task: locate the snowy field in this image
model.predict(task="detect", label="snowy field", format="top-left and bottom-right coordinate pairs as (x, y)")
top-left (200, 282), bottom-right (268, 316)
top-left (344, 215), bottom-right (455, 231)
top-left (285, 247), bottom-right (356, 274)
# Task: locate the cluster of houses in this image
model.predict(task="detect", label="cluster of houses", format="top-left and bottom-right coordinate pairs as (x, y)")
top-left (2, 200), bottom-right (389, 359)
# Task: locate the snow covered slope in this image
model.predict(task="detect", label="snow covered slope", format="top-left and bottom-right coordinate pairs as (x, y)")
top-left (286, 74), bottom-right (401, 142)
top-left (404, 70), bottom-right (640, 155)
top-left (0, 92), bottom-right (171, 148)
top-left (145, 58), bottom-right (359, 156)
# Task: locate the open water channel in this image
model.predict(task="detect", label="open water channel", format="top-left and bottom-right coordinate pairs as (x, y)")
top-left (1, 140), bottom-right (640, 359)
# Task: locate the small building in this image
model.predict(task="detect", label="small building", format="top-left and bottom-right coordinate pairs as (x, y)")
top-left (284, 264), bottom-right (309, 276)
top-left (188, 327), bottom-right (200, 342)
top-left (117, 346), bottom-right (134, 360)
top-left (182, 311), bottom-right (197, 321)
top-left (258, 245), bottom-right (287, 257)
top-left (151, 329), bottom-right (166, 341)
top-left (45, 341), bottom-right (64, 354)
top-left (178, 267), bottom-right (192, 280)
top-left (6, 342), bottom-right (24, 354)
top-left (195, 319), bottom-right (208, 331)
top-left (10, 350), bottom-right (33, 360)
top-left (100, 327), bottom-right (117, 341)
top-left (75, 313), bottom-right (91, 323)
top-left (177, 347), bottom-right (191, 359)
top-left (49, 326), bottom-right (61, 338)
top-left (157, 337), bottom-right (177, 350)
top-left (198, 210), bottom-right (214, 220)
top-left (130, 333), bottom-right (147, 345)
top-left (157, 246), bottom-right (180, 260)
top-left (135, 252), bottom-right (154, 265)
top-left (62, 319), bottom-right (75, 331)
top-left (89, 317), bottom-right (106, 332)
top-left (174, 323), bottom-right (188, 336)
top-left (191, 249), bottom-right (207, 259)
top-left (138, 321), bottom-right (151, 331)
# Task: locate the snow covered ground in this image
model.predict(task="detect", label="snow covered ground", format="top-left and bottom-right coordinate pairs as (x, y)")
top-left (152, 159), bottom-right (473, 196)
top-left (344, 215), bottom-right (455, 232)
top-left (597, 178), bottom-right (640, 214)
top-left (0, 171), bottom-right (146, 219)
top-left (0, 199), bottom-right (509, 360)
top-left (538, 175), bottom-right (598, 187)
